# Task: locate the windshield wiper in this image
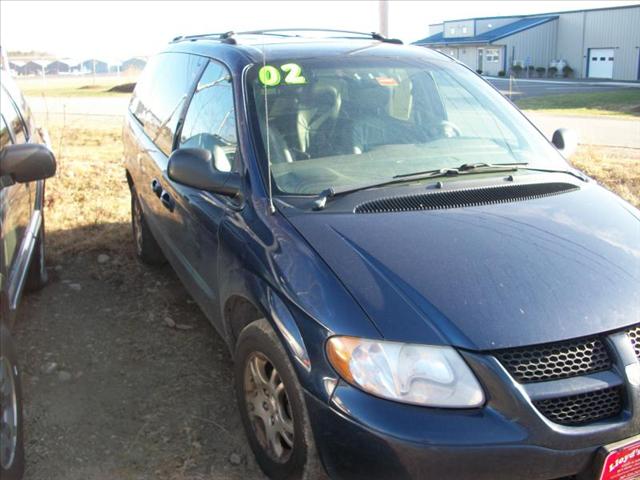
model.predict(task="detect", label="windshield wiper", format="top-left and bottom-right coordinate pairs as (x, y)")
top-left (393, 162), bottom-right (525, 179)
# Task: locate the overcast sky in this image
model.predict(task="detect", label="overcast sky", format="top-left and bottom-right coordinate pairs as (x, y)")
top-left (1, 0), bottom-right (636, 60)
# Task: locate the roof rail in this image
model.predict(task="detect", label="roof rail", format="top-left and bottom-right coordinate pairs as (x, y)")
top-left (171, 29), bottom-right (403, 45)
top-left (171, 31), bottom-right (237, 44)
top-left (239, 28), bottom-right (403, 44)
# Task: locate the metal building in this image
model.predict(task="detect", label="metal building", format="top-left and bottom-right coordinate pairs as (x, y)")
top-left (413, 4), bottom-right (640, 81)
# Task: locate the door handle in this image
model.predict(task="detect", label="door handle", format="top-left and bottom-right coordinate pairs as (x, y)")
top-left (160, 191), bottom-right (175, 212)
top-left (151, 179), bottom-right (162, 198)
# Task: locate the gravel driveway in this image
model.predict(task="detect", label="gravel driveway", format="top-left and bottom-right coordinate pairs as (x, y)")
top-left (15, 239), bottom-right (265, 480)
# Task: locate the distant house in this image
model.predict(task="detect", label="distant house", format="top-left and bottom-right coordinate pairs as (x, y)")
top-left (121, 57), bottom-right (147, 73)
top-left (8, 60), bottom-right (26, 75)
top-left (21, 60), bottom-right (48, 76)
top-left (81, 59), bottom-right (108, 74)
top-left (46, 60), bottom-right (70, 75)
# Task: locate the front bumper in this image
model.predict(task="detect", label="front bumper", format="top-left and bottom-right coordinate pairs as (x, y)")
top-left (306, 347), bottom-right (639, 480)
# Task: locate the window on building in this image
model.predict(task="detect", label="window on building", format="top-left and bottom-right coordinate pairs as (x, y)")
top-left (608, 57), bottom-right (614, 61)
top-left (592, 57), bottom-right (597, 61)
top-left (180, 61), bottom-right (239, 173)
top-left (485, 48), bottom-right (500, 63)
top-left (487, 23), bottom-right (493, 28)
top-left (450, 28), bottom-right (455, 34)
top-left (462, 26), bottom-right (468, 34)
top-left (600, 57), bottom-right (605, 61)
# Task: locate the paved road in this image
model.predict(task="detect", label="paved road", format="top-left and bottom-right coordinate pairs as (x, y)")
top-left (488, 77), bottom-right (638, 99)
top-left (526, 112), bottom-right (640, 148)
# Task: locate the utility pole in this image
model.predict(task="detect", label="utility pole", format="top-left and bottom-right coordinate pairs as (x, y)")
top-left (378, 0), bottom-right (389, 37)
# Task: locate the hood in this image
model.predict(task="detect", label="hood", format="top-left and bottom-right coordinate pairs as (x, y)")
top-left (283, 181), bottom-right (640, 350)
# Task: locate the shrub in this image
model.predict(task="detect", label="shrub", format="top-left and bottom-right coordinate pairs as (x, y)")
top-left (548, 66), bottom-right (558, 77)
top-left (476, 69), bottom-right (483, 75)
top-left (498, 70), bottom-right (506, 77)
top-left (536, 66), bottom-right (546, 77)
top-left (562, 65), bottom-right (574, 78)
top-left (527, 65), bottom-right (535, 72)
top-left (511, 64), bottom-right (523, 77)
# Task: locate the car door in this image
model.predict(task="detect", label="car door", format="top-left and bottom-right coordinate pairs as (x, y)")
top-left (160, 60), bottom-right (241, 328)
top-left (0, 87), bottom-right (31, 302)
top-left (127, 53), bottom-right (205, 245)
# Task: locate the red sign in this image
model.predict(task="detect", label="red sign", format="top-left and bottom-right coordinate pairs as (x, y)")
top-left (601, 440), bottom-right (640, 480)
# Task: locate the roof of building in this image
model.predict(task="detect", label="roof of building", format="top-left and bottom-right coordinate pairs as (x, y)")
top-left (426, 3), bottom-right (639, 26)
top-left (414, 15), bottom-right (558, 46)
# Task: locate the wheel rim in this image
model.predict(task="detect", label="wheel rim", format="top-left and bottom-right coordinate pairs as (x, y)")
top-left (132, 196), bottom-right (144, 255)
top-left (0, 357), bottom-right (18, 470)
top-left (244, 352), bottom-right (294, 463)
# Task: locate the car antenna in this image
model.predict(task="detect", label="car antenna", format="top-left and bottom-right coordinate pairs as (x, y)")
top-left (260, 42), bottom-right (276, 214)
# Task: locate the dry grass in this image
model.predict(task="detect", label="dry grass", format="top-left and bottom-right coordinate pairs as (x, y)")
top-left (38, 113), bottom-right (639, 263)
top-left (570, 145), bottom-right (640, 208)
top-left (16, 74), bottom-right (137, 97)
top-left (42, 115), bottom-right (130, 262)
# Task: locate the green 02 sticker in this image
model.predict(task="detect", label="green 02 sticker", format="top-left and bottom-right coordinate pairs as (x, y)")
top-left (258, 63), bottom-right (306, 86)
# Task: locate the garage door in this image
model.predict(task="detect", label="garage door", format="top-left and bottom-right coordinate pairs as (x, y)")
top-left (588, 48), bottom-right (614, 79)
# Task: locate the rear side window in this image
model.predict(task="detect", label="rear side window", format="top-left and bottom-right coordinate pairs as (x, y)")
top-left (130, 53), bottom-right (205, 155)
top-left (180, 61), bottom-right (238, 172)
top-left (1, 87), bottom-right (27, 144)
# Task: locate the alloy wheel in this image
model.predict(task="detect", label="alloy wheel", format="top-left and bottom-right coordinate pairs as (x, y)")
top-left (0, 357), bottom-right (18, 470)
top-left (244, 352), bottom-right (295, 463)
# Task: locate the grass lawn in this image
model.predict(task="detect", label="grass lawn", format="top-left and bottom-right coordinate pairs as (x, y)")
top-left (16, 75), bottom-right (136, 97)
top-left (515, 89), bottom-right (640, 118)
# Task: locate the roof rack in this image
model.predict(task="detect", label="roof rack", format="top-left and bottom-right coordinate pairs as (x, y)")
top-left (170, 29), bottom-right (403, 45)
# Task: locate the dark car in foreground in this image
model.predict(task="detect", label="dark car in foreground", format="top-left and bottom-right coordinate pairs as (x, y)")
top-left (123, 30), bottom-right (640, 480)
top-left (0, 70), bottom-right (57, 480)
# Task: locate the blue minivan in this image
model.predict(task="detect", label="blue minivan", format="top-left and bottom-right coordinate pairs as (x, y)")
top-left (123, 30), bottom-right (640, 480)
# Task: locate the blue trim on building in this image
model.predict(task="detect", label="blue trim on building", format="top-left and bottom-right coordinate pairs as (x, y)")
top-left (414, 16), bottom-right (558, 46)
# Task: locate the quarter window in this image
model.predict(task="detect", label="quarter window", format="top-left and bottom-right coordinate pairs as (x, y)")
top-left (180, 62), bottom-right (238, 173)
top-left (0, 88), bottom-right (27, 144)
top-left (0, 115), bottom-right (12, 149)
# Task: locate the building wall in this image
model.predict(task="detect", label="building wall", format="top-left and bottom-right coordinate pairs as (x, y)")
top-left (582, 6), bottom-right (640, 80)
top-left (497, 19), bottom-right (558, 71)
top-left (429, 24), bottom-right (444, 36)
top-left (555, 12), bottom-right (585, 76)
top-left (443, 20), bottom-right (475, 38)
top-left (475, 17), bottom-right (522, 35)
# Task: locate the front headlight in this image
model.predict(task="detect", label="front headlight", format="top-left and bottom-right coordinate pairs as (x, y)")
top-left (326, 336), bottom-right (485, 408)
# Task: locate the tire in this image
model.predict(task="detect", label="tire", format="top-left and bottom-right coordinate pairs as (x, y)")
top-left (130, 185), bottom-right (165, 265)
top-left (25, 216), bottom-right (48, 292)
top-left (234, 319), bottom-right (326, 480)
top-left (0, 325), bottom-right (25, 480)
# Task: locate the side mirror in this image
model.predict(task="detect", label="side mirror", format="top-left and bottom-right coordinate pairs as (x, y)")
top-left (0, 143), bottom-right (56, 184)
top-left (167, 147), bottom-right (241, 198)
top-left (551, 128), bottom-right (578, 158)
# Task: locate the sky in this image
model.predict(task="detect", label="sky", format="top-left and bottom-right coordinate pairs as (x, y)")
top-left (1, 0), bottom-right (637, 60)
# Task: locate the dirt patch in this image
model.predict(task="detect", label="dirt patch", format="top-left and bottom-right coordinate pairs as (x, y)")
top-left (108, 83), bottom-right (136, 93)
top-left (16, 238), bottom-right (265, 480)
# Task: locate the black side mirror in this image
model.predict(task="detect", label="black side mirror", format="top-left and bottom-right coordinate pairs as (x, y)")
top-left (0, 143), bottom-right (56, 184)
top-left (167, 147), bottom-right (241, 198)
top-left (551, 128), bottom-right (578, 158)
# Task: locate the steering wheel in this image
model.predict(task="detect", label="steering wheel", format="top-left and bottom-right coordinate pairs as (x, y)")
top-left (440, 120), bottom-right (462, 138)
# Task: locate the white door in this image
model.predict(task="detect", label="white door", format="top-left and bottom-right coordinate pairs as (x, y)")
top-left (588, 49), bottom-right (614, 79)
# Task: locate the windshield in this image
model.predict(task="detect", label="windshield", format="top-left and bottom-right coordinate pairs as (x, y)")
top-left (247, 55), bottom-right (569, 195)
